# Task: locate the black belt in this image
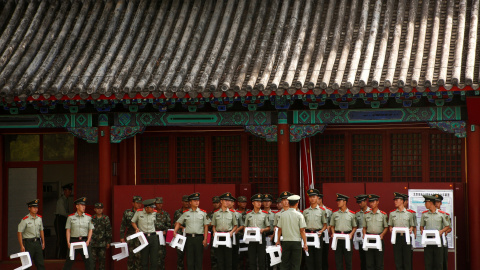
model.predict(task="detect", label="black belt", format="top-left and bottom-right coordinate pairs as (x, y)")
top-left (365, 233), bottom-right (381, 235)
top-left (305, 229), bottom-right (320, 233)
top-left (335, 231), bottom-right (352, 234)
top-left (70, 236), bottom-right (87, 241)
top-left (144, 232), bottom-right (155, 237)
top-left (23, 238), bottom-right (41, 242)
top-left (186, 233), bottom-right (203, 237)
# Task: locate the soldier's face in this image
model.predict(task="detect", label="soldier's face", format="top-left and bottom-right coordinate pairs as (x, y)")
top-left (277, 202), bottom-right (283, 210)
top-left (336, 199), bottom-right (346, 208)
top-left (282, 199), bottom-right (289, 208)
top-left (425, 201), bottom-right (434, 209)
top-left (394, 199), bottom-right (404, 208)
top-left (94, 208), bottom-right (103, 215)
top-left (435, 201), bottom-right (442, 209)
top-left (145, 206), bottom-right (154, 214)
top-left (213, 202), bottom-right (221, 209)
top-left (252, 201), bottom-right (262, 209)
top-left (182, 201), bottom-right (190, 208)
top-left (308, 195), bottom-right (318, 205)
top-left (64, 189), bottom-right (72, 197)
top-left (238, 202), bottom-right (247, 209)
top-left (76, 204), bottom-right (85, 213)
top-left (190, 200), bottom-right (200, 208)
top-left (156, 203), bottom-right (163, 210)
top-left (358, 200), bottom-right (367, 209)
top-left (262, 200), bottom-right (272, 208)
top-left (221, 200), bottom-right (229, 208)
top-left (369, 200), bottom-right (379, 209)
top-left (133, 202), bottom-right (143, 210)
top-left (28, 206), bottom-right (38, 215)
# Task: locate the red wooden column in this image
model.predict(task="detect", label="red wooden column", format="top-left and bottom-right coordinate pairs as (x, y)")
top-left (467, 124), bottom-right (480, 270)
top-left (278, 124), bottom-right (290, 193)
top-left (99, 125), bottom-right (112, 217)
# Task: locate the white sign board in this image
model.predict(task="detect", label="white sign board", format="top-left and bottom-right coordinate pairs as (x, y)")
top-left (408, 189), bottom-right (454, 249)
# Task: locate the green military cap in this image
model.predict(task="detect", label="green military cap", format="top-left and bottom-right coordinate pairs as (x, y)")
top-left (62, 183), bottom-right (73, 190)
top-left (94, 202), bottom-right (103, 208)
top-left (367, 194), bottom-right (380, 201)
top-left (237, 196), bottom-right (247, 202)
top-left (251, 193), bottom-right (263, 202)
top-left (287, 194), bottom-right (301, 202)
top-left (307, 189), bottom-right (321, 197)
top-left (155, 197), bottom-right (163, 204)
top-left (143, 199), bottom-right (156, 207)
top-left (212, 196), bottom-right (220, 203)
top-left (182, 195), bottom-right (189, 202)
top-left (276, 197), bottom-right (282, 203)
top-left (354, 194), bottom-right (368, 203)
top-left (336, 193), bottom-right (349, 201)
top-left (262, 194), bottom-right (273, 201)
top-left (433, 194), bottom-right (443, 201)
top-left (74, 197), bottom-right (87, 205)
top-left (220, 192), bottom-right (235, 201)
top-left (393, 192), bottom-right (405, 200)
top-left (279, 191), bottom-right (292, 199)
top-left (188, 192), bottom-right (200, 201)
top-left (27, 199), bottom-right (39, 207)
top-left (423, 195), bottom-right (437, 203)
top-left (133, 196), bottom-right (143, 203)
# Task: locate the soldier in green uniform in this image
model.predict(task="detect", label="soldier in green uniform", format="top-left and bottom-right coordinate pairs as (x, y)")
top-left (131, 199), bottom-right (159, 270)
top-left (318, 193), bottom-right (332, 270)
top-left (262, 194), bottom-right (275, 269)
top-left (174, 192), bottom-right (210, 270)
top-left (55, 183), bottom-right (73, 259)
top-left (433, 194), bottom-right (451, 270)
top-left (212, 192), bottom-right (238, 270)
top-left (355, 194), bottom-right (370, 270)
top-left (173, 195), bottom-right (190, 270)
top-left (208, 196), bottom-right (221, 270)
top-left (403, 193), bottom-right (417, 270)
top-left (235, 196), bottom-right (249, 270)
top-left (420, 195), bottom-right (450, 270)
top-left (276, 194), bottom-right (308, 270)
top-left (242, 194), bottom-right (270, 270)
top-left (63, 197), bottom-right (94, 270)
top-left (154, 197), bottom-right (171, 270)
top-left (228, 195), bottom-right (242, 270)
top-left (388, 192), bottom-right (415, 270)
top-left (120, 195), bottom-right (143, 270)
top-left (91, 203), bottom-right (112, 270)
top-left (271, 191), bottom-right (292, 244)
top-left (303, 189), bottom-right (327, 270)
top-left (362, 195), bottom-right (388, 270)
top-left (17, 199), bottom-right (45, 270)
top-left (330, 193), bottom-right (357, 270)
top-left (276, 197), bottom-right (283, 211)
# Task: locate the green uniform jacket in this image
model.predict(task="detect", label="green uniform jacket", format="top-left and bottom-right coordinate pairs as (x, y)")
top-left (244, 210), bottom-right (270, 229)
top-left (355, 207), bottom-right (371, 228)
top-left (362, 209), bottom-right (388, 234)
top-left (420, 209), bottom-right (450, 230)
top-left (18, 214), bottom-right (44, 238)
top-left (120, 208), bottom-right (137, 238)
top-left (277, 208), bottom-right (306, 241)
top-left (303, 206), bottom-right (327, 230)
top-left (66, 212), bottom-right (94, 237)
top-left (91, 215), bottom-right (112, 247)
top-left (329, 208), bottom-right (357, 232)
top-left (155, 209), bottom-right (172, 231)
top-left (173, 208), bottom-right (185, 234)
top-left (177, 208), bottom-right (210, 234)
top-left (388, 208), bottom-right (415, 228)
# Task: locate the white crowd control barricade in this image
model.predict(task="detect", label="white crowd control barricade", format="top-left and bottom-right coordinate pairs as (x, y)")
top-left (410, 232), bottom-right (416, 249)
top-left (232, 233), bottom-right (236, 245)
top-left (10, 252), bottom-right (32, 270)
top-left (362, 235), bottom-right (382, 251)
top-left (265, 245), bottom-right (282, 266)
top-left (323, 230), bottom-right (330, 244)
top-left (213, 232), bottom-right (232, 248)
top-left (265, 235), bottom-right (273, 247)
top-left (305, 233), bottom-right (321, 248)
top-left (391, 227), bottom-right (411, 245)
top-left (170, 234), bottom-right (187, 252)
top-left (353, 228), bottom-right (364, 250)
top-left (238, 239), bottom-right (248, 254)
top-left (421, 230), bottom-right (442, 247)
top-left (111, 242), bottom-right (129, 261)
top-left (442, 234), bottom-right (447, 246)
top-left (127, 232), bottom-right (149, 253)
top-left (69, 241), bottom-right (89, 260)
top-left (331, 234), bottom-right (351, 251)
top-left (243, 227), bottom-right (262, 244)
top-left (156, 231), bottom-right (166, 246)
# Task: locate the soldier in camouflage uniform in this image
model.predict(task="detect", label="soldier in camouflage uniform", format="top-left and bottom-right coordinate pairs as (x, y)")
top-left (91, 203), bottom-right (112, 270)
top-left (208, 196), bottom-right (221, 270)
top-left (155, 197), bottom-right (171, 270)
top-left (120, 196), bottom-right (143, 270)
top-left (173, 195), bottom-right (190, 270)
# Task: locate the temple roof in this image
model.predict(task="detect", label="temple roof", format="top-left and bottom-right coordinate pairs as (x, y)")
top-left (0, 0), bottom-right (478, 102)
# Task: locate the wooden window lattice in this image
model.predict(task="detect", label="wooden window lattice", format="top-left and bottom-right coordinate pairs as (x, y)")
top-left (140, 136), bottom-right (169, 184)
top-left (212, 136), bottom-right (242, 183)
top-left (312, 134), bottom-right (345, 186)
top-left (391, 133), bottom-right (422, 182)
top-left (177, 137), bottom-right (206, 183)
top-left (248, 136), bottom-right (278, 195)
top-left (352, 134), bottom-right (383, 182)
top-left (429, 133), bottom-right (462, 182)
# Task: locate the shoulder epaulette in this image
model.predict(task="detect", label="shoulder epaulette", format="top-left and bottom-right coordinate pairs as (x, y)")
top-left (300, 210), bottom-right (304, 213)
top-left (85, 213), bottom-right (92, 217)
top-left (214, 209), bottom-right (220, 213)
top-left (37, 214), bottom-right (42, 218)
top-left (407, 209), bottom-right (416, 213)
top-left (137, 208), bottom-right (143, 212)
top-left (349, 210), bottom-right (355, 214)
top-left (365, 211), bottom-right (371, 214)
top-left (422, 210), bottom-right (428, 213)
top-left (183, 209), bottom-right (189, 213)
top-left (22, 215), bottom-right (29, 220)
top-left (230, 209), bottom-right (235, 213)
top-left (390, 209), bottom-right (396, 213)
top-left (153, 210), bottom-right (158, 212)
top-left (355, 210), bottom-right (361, 213)
top-left (320, 207), bottom-right (325, 211)
top-left (236, 210), bottom-right (242, 213)
top-left (69, 213), bottom-right (75, 216)
top-left (333, 209), bottom-right (339, 213)
top-left (262, 210), bottom-right (268, 214)
top-left (380, 211), bottom-right (386, 215)
top-left (326, 207), bottom-right (332, 211)
top-left (445, 212), bottom-right (450, 215)
top-left (272, 210), bottom-right (279, 213)
top-left (246, 210), bottom-right (253, 214)
top-left (438, 210), bottom-right (446, 214)
top-left (200, 209), bottom-right (207, 213)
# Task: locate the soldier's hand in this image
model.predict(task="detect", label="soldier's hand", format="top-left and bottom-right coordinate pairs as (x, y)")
top-left (42, 243), bottom-right (45, 250)
top-left (135, 228), bottom-right (140, 233)
top-left (275, 241), bottom-right (281, 246)
top-left (173, 231), bottom-right (177, 237)
top-left (67, 243), bottom-right (71, 249)
top-left (202, 239), bottom-right (207, 247)
top-left (20, 246), bottom-right (25, 252)
top-left (229, 231), bottom-right (234, 237)
top-left (303, 244), bottom-right (308, 251)
top-left (107, 244), bottom-right (110, 249)
top-left (120, 238), bottom-right (125, 243)
top-left (86, 240), bottom-right (90, 246)
top-left (380, 234), bottom-right (384, 240)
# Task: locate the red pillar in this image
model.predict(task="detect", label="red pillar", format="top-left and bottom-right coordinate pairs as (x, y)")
top-left (467, 124), bottom-right (480, 270)
top-left (99, 126), bottom-right (112, 217)
top-left (278, 124), bottom-right (290, 193)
